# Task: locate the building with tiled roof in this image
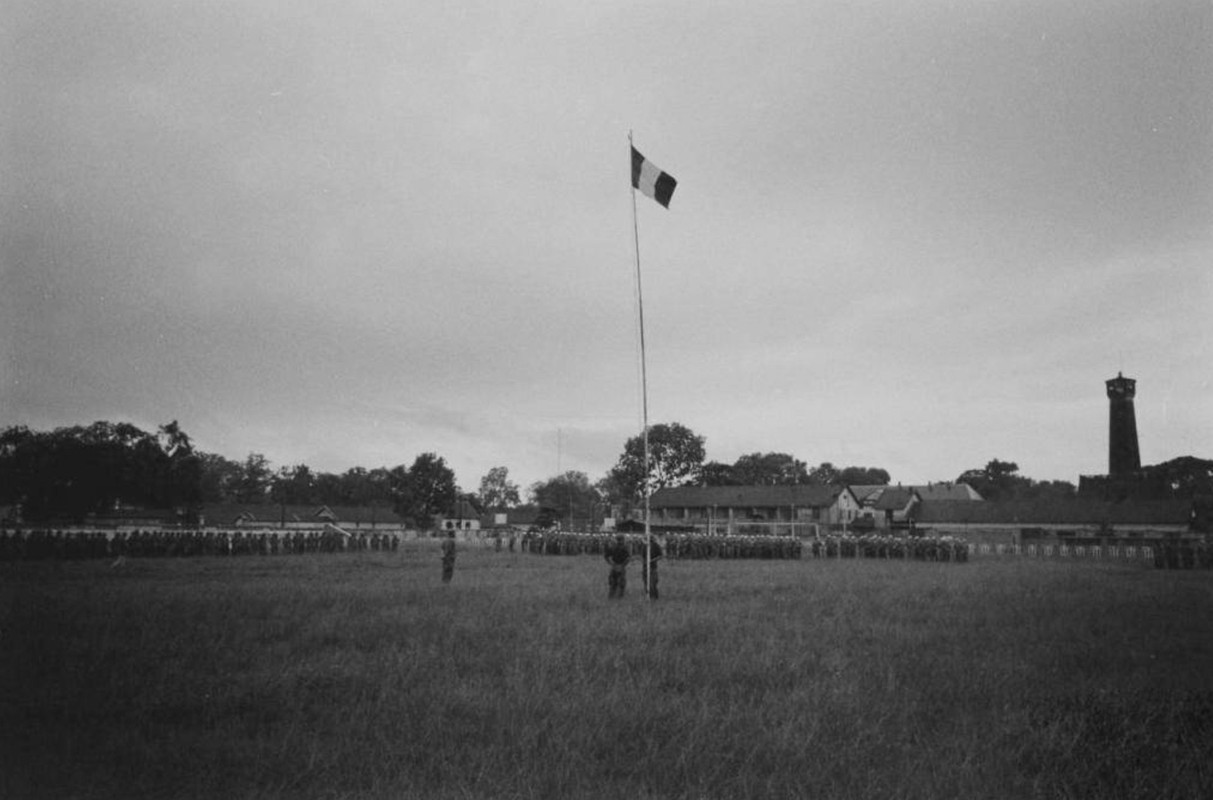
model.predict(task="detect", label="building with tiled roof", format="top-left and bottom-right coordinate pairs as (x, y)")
top-left (434, 499), bottom-right (482, 532)
top-left (914, 482), bottom-right (984, 501)
top-left (914, 498), bottom-right (1192, 539)
top-left (199, 503), bottom-right (406, 529)
top-left (846, 486), bottom-right (925, 529)
top-left (852, 482), bottom-right (981, 506)
top-left (648, 484), bottom-right (861, 534)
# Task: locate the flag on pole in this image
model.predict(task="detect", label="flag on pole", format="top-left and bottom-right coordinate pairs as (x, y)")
top-left (631, 146), bottom-right (677, 208)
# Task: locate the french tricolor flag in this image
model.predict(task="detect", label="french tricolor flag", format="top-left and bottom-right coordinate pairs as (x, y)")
top-left (631, 146), bottom-right (677, 209)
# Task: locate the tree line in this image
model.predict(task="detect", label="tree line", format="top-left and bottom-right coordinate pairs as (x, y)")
top-left (0, 422), bottom-right (457, 528)
top-left (1, 419), bottom-right (894, 527)
top-left (5, 419), bottom-right (1205, 528)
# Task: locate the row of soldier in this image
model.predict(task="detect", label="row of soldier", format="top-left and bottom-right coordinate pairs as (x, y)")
top-left (518, 530), bottom-right (803, 560)
top-left (0, 528), bottom-right (400, 560)
top-left (5, 526), bottom-right (982, 566)
top-left (806, 535), bottom-right (970, 562)
top-left (1152, 541), bottom-right (1213, 570)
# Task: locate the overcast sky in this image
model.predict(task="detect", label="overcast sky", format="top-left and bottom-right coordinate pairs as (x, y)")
top-left (3, 1), bottom-right (1211, 494)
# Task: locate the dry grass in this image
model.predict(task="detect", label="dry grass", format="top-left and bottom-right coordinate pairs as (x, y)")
top-left (2, 543), bottom-right (1211, 799)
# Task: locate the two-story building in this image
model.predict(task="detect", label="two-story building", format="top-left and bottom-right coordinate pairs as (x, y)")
top-left (648, 484), bottom-right (862, 535)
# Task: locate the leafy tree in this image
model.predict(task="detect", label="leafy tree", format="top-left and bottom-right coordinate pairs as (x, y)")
top-left (593, 472), bottom-right (630, 515)
top-left (807, 462), bottom-right (841, 486)
top-left (311, 471), bottom-right (345, 505)
top-left (157, 420), bottom-right (193, 458)
top-left (957, 460), bottom-right (1085, 502)
top-left (608, 422), bottom-right (706, 502)
top-left (365, 467), bottom-right (395, 506)
top-left (394, 453), bottom-right (456, 529)
top-left (700, 460), bottom-right (739, 486)
top-left (232, 453), bottom-right (274, 503)
top-left (0, 420), bottom-right (202, 519)
top-left (732, 452), bottom-right (809, 485)
top-left (1023, 479), bottom-right (1078, 501)
top-left (317, 466), bottom-right (395, 507)
top-left (0, 426), bottom-right (35, 507)
top-left (837, 466), bottom-right (891, 486)
top-left (270, 464), bottom-right (316, 506)
top-left (1140, 456), bottom-right (1213, 499)
top-left (478, 466), bottom-right (521, 509)
top-left (198, 452), bottom-right (243, 503)
top-left (529, 471), bottom-right (600, 529)
top-left (161, 444), bottom-right (202, 512)
top-left (957, 459), bottom-right (1028, 502)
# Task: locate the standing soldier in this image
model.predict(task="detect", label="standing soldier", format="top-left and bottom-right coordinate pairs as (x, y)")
top-left (642, 536), bottom-right (664, 600)
top-left (441, 530), bottom-right (457, 583)
top-left (603, 534), bottom-right (631, 599)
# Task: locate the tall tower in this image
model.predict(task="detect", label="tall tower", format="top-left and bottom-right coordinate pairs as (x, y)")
top-left (1106, 372), bottom-right (1141, 477)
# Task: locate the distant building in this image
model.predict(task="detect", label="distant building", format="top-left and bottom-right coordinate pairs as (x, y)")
top-left (910, 483), bottom-right (984, 502)
top-left (480, 506), bottom-right (542, 531)
top-left (850, 483), bottom-right (981, 529)
top-left (198, 503), bottom-right (406, 529)
top-left (648, 484), bottom-right (861, 534)
top-left (434, 499), bottom-right (481, 532)
top-left (915, 497), bottom-right (1192, 539)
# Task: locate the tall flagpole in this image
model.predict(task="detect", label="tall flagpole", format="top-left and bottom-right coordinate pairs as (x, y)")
top-left (629, 131), bottom-right (653, 600)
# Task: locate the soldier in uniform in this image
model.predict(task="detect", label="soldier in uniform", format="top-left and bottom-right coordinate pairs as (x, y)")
top-left (603, 534), bottom-right (631, 599)
top-left (441, 530), bottom-right (457, 583)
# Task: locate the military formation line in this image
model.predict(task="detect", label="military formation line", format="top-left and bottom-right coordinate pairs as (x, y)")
top-left (0, 528), bottom-right (399, 560)
top-left (808, 534), bottom-right (969, 562)
top-left (2, 526), bottom-right (1208, 569)
top-left (518, 530), bottom-right (803, 559)
top-left (519, 530), bottom-right (967, 561)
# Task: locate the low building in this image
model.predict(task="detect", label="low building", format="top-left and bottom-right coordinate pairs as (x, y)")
top-left (433, 499), bottom-right (481, 532)
top-left (915, 497), bottom-right (1193, 541)
top-left (648, 484), bottom-right (862, 535)
top-left (480, 506), bottom-right (542, 531)
top-left (910, 482), bottom-right (984, 502)
top-left (849, 483), bottom-right (981, 529)
top-left (869, 487), bottom-right (921, 528)
top-left (199, 503), bottom-right (406, 530)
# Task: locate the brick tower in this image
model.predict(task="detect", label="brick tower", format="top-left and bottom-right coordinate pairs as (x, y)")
top-left (1106, 372), bottom-right (1141, 476)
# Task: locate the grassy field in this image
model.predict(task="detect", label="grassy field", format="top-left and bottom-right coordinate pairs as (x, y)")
top-left (2, 542), bottom-right (1211, 800)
